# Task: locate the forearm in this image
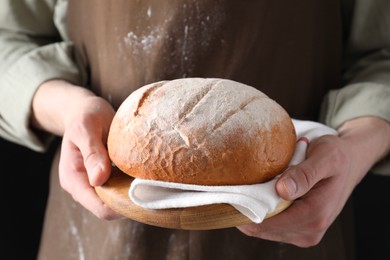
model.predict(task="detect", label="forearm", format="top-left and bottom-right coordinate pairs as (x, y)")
top-left (31, 80), bottom-right (97, 136)
top-left (337, 116), bottom-right (390, 183)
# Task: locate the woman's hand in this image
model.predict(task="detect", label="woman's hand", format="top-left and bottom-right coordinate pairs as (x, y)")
top-left (32, 79), bottom-right (122, 220)
top-left (237, 117), bottom-right (390, 247)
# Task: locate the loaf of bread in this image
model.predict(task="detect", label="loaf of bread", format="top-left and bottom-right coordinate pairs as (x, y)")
top-left (107, 78), bottom-right (296, 185)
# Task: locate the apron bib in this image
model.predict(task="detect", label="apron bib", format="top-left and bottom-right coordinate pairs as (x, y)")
top-left (67, 0), bottom-right (342, 119)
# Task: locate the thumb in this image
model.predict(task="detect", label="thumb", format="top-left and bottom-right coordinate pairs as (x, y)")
top-left (275, 163), bottom-right (320, 201)
top-left (276, 135), bottom-right (340, 200)
top-left (80, 136), bottom-right (112, 187)
top-left (84, 142), bottom-right (111, 186)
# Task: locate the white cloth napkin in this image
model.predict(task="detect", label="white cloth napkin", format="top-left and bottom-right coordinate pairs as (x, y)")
top-left (129, 120), bottom-right (338, 223)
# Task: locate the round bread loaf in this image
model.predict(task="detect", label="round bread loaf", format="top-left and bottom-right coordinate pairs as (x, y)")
top-left (107, 78), bottom-right (296, 185)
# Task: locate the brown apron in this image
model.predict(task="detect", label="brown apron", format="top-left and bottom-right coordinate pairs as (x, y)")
top-left (38, 1), bottom-right (355, 259)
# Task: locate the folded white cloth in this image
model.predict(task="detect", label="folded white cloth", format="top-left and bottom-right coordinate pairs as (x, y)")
top-left (129, 119), bottom-right (338, 223)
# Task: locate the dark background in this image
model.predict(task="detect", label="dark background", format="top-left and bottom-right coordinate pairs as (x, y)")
top-left (0, 138), bottom-right (56, 259)
top-left (1, 137), bottom-right (389, 259)
top-left (353, 171), bottom-right (390, 260)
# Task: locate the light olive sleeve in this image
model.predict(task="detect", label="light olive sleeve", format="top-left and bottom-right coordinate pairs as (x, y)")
top-left (0, 0), bottom-right (84, 152)
top-left (320, 0), bottom-right (390, 175)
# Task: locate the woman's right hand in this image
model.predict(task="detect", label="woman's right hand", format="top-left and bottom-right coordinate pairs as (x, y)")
top-left (32, 79), bottom-right (123, 220)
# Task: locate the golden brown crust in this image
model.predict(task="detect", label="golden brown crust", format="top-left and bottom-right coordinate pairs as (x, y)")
top-left (107, 78), bottom-right (296, 185)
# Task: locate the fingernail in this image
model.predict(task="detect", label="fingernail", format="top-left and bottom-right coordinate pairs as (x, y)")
top-left (282, 177), bottom-right (297, 197)
top-left (92, 163), bottom-right (102, 176)
top-left (90, 164), bottom-right (103, 186)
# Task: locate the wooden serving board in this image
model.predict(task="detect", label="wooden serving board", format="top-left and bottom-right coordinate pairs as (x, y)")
top-left (95, 167), bottom-right (292, 230)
